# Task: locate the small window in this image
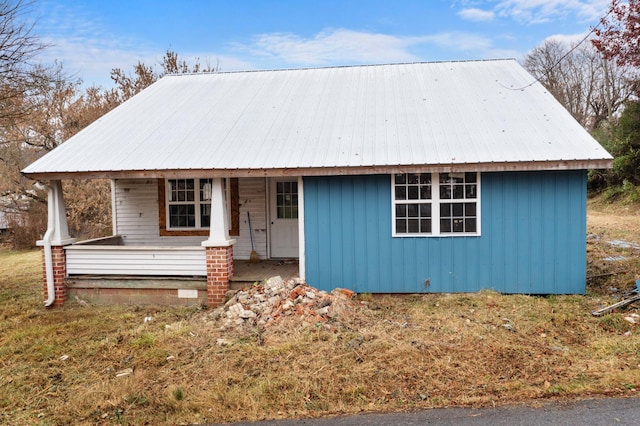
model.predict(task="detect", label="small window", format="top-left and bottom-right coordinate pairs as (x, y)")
top-left (276, 181), bottom-right (298, 219)
top-left (392, 172), bottom-right (480, 236)
top-left (167, 178), bottom-right (212, 229)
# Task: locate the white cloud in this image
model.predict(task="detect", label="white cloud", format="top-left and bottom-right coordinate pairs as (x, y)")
top-left (39, 35), bottom-right (157, 88)
top-left (492, 0), bottom-right (610, 24)
top-left (459, 8), bottom-right (495, 22)
top-left (235, 29), bottom-right (419, 65)
top-left (231, 29), bottom-right (497, 66)
top-left (541, 31), bottom-right (592, 46)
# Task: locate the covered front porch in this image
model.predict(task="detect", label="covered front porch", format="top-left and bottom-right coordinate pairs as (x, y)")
top-left (38, 176), bottom-right (304, 307)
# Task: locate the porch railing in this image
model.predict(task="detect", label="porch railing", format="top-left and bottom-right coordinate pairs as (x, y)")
top-left (65, 236), bottom-right (207, 276)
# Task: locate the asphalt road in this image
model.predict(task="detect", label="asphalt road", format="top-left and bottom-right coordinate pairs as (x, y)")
top-left (222, 397), bottom-right (640, 425)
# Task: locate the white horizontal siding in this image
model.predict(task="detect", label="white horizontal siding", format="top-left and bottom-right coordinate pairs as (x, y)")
top-left (113, 179), bottom-right (160, 245)
top-left (113, 179), bottom-right (205, 246)
top-left (65, 246), bottom-right (206, 276)
top-left (234, 178), bottom-right (268, 260)
top-left (112, 177), bottom-right (269, 259)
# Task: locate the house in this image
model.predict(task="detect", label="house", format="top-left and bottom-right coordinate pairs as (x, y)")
top-left (22, 59), bottom-right (613, 307)
top-left (0, 195), bottom-right (27, 236)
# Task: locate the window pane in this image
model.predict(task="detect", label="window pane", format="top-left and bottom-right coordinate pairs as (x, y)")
top-left (419, 203), bottom-right (431, 217)
top-left (465, 203), bottom-right (476, 216)
top-left (396, 219), bottom-right (406, 233)
top-left (420, 219), bottom-right (431, 233)
top-left (407, 204), bottom-right (418, 217)
top-left (407, 173), bottom-right (419, 184)
top-left (453, 185), bottom-right (464, 199)
top-left (408, 186), bottom-right (419, 200)
top-left (440, 219), bottom-right (451, 233)
top-left (465, 218), bottom-right (477, 232)
top-left (440, 185), bottom-right (451, 199)
top-left (277, 194), bottom-right (284, 206)
top-left (395, 186), bottom-right (406, 200)
top-left (395, 174), bottom-right (406, 184)
top-left (465, 184), bottom-right (476, 199)
top-left (452, 203), bottom-right (463, 216)
top-left (201, 204), bottom-right (211, 227)
top-left (465, 172), bottom-right (477, 183)
top-left (177, 187), bottom-right (185, 201)
top-left (396, 204), bottom-right (407, 218)
top-left (408, 219), bottom-right (419, 233)
top-left (440, 203), bottom-right (451, 217)
top-left (420, 173), bottom-right (431, 184)
top-left (200, 179), bottom-right (212, 201)
top-left (277, 182), bottom-right (283, 192)
top-left (420, 185), bottom-right (431, 200)
top-left (453, 219), bottom-right (464, 232)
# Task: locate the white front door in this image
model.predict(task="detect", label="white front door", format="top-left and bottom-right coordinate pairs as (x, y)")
top-left (270, 179), bottom-right (299, 258)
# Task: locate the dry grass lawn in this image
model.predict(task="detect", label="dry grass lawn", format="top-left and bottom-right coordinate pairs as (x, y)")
top-left (1, 197), bottom-right (639, 425)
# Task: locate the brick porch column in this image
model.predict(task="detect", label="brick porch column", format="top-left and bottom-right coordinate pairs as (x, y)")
top-left (40, 246), bottom-right (68, 307)
top-left (202, 177), bottom-right (236, 307)
top-left (205, 244), bottom-right (234, 306)
top-left (36, 180), bottom-right (75, 308)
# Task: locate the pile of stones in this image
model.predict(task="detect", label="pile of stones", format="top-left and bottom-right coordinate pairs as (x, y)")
top-left (214, 276), bottom-right (356, 331)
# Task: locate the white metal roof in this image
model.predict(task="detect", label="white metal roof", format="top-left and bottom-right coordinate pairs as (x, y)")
top-left (23, 59), bottom-right (612, 179)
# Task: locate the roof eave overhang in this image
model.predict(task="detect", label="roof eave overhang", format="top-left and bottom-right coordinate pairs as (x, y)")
top-left (22, 159), bottom-right (614, 181)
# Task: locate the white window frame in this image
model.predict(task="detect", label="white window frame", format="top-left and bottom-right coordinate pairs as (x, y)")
top-left (165, 178), bottom-right (213, 230)
top-left (391, 172), bottom-right (481, 237)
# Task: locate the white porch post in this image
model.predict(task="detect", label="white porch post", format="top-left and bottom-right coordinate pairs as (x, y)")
top-left (36, 180), bottom-right (76, 307)
top-left (48, 180), bottom-right (75, 245)
top-left (202, 178), bottom-right (233, 245)
top-left (201, 178), bottom-right (236, 306)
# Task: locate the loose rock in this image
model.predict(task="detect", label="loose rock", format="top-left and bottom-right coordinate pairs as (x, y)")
top-left (215, 276), bottom-right (356, 331)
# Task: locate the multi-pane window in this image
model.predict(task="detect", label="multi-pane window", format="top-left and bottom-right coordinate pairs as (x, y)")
top-left (167, 178), bottom-right (212, 229)
top-left (276, 181), bottom-right (298, 219)
top-left (439, 172), bottom-right (477, 233)
top-left (394, 173), bottom-right (432, 234)
top-left (393, 172), bottom-right (479, 236)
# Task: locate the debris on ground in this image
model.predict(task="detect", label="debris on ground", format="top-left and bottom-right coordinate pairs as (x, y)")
top-left (209, 276), bottom-right (357, 331)
top-left (592, 281), bottom-right (640, 316)
top-left (115, 368), bottom-right (133, 378)
top-left (608, 239), bottom-right (640, 251)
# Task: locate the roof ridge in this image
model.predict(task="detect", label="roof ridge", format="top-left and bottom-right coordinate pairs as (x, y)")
top-left (162, 58), bottom-right (519, 78)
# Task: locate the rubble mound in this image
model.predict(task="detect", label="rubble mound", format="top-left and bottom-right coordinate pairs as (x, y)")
top-left (214, 276), bottom-right (356, 331)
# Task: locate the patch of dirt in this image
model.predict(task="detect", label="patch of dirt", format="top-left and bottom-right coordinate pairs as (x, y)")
top-left (587, 198), bottom-right (640, 296)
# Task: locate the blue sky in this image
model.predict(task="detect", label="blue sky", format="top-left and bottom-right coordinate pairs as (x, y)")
top-left (28, 0), bottom-right (611, 88)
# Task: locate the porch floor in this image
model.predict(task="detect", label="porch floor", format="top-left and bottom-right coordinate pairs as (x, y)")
top-left (230, 259), bottom-right (299, 289)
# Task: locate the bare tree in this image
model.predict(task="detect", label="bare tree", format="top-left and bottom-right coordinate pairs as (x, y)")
top-left (524, 39), bottom-right (635, 130)
top-left (110, 50), bottom-right (219, 103)
top-left (0, 0), bottom-right (48, 126)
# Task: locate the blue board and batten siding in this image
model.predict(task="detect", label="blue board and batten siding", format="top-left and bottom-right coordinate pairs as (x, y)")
top-left (304, 171), bottom-right (587, 294)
